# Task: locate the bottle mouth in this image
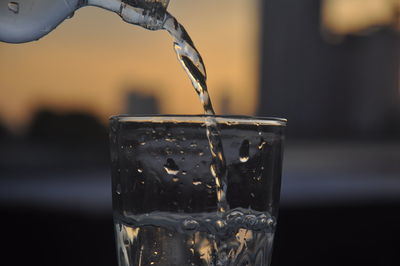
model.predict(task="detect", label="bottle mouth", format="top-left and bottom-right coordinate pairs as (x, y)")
top-left (130, 0), bottom-right (170, 11)
top-left (112, 114), bottom-right (287, 127)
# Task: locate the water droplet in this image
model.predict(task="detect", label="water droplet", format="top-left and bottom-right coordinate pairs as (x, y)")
top-left (182, 219), bottom-right (199, 231)
top-left (198, 152), bottom-right (204, 156)
top-left (116, 184), bottom-right (121, 195)
top-left (152, 129), bottom-right (156, 134)
top-left (8, 2), bottom-right (19, 14)
top-left (172, 177), bottom-right (179, 182)
top-left (180, 150), bottom-right (185, 154)
top-left (258, 138), bottom-right (267, 150)
top-left (140, 142), bottom-right (146, 146)
top-left (67, 11), bottom-right (75, 19)
top-left (250, 193), bottom-right (255, 198)
top-left (182, 171), bottom-right (187, 175)
top-left (239, 140), bottom-right (250, 163)
top-left (192, 181), bottom-right (202, 186)
top-left (164, 158), bottom-right (180, 175)
top-left (137, 168), bottom-right (143, 173)
top-left (190, 143), bottom-right (197, 148)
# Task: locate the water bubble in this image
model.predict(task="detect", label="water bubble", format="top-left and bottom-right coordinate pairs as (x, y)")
top-left (198, 152), bottom-right (204, 156)
top-left (140, 142), bottom-right (146, 146)
top-left (250, 193), bottom-right (255, 198)
top-left (192, 181), bottom-right (202, 186)
top-left (164, 158), bottom-right (180, 175)
top-left (180, 150), bottom-right (185, 154)
top-left (239, 140), bottom-right (250, 163)
top-left (215, 219), bottom-right (226, 230)
top-left (182, 171), bottom-right (187, 175)
top-left (8, 2), bottom-right (19, 14)
top-left (266, 217), bottom-right (275, 227)
top-left (172, 177), bottom-right (179, 182)
top-left (182, 219), bottom-right (199, 231)
top-left (137, 168), bottom-right (143, 173)
top-left (243, 215), bottom-right (257, 227)
top-left (227, 210), bottom-right (243, 220)
top-left (257, 214), bottom-right (269, 228)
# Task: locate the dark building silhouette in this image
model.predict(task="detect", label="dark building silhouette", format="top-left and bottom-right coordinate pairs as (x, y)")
top-left (126, 92), bottom-right (160, 115)
top-left (0, 121), bottom-right (9, 141)
top-left (27, 109), bottom-right (108, 144)
top-left (258, 0), bottom-right (400, 139)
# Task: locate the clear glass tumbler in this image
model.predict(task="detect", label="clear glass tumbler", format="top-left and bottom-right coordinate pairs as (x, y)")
top-left (110, 115), bottom-right (286, 266)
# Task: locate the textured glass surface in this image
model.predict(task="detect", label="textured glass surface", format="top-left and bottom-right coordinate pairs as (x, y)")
top-left (110, 115), bottom-right (285, 266)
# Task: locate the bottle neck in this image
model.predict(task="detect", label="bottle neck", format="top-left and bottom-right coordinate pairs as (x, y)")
top-left (86, 0), bottom-right (170, 30)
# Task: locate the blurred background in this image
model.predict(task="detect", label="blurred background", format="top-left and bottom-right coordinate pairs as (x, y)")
top-left (0, 0), bottom-right (399, 265)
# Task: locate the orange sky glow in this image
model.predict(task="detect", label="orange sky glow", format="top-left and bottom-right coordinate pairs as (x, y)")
top-left (0, 0), bottom-right (260, 130)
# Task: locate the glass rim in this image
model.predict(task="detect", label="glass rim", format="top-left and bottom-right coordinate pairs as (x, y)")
top-left (111, 114), bottom-right (287, 127)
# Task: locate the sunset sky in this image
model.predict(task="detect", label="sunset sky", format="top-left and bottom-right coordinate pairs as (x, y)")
top-left (0, 0), bottom-right (260, 130)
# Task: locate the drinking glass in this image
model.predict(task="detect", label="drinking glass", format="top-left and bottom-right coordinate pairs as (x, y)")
top-left (110, 115), bottom-right (286, 266)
